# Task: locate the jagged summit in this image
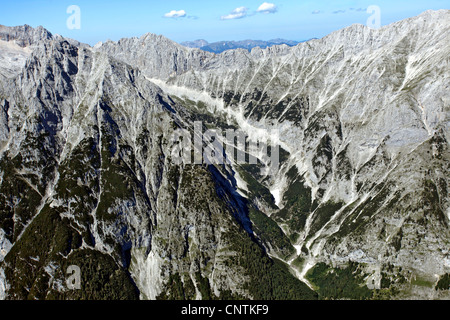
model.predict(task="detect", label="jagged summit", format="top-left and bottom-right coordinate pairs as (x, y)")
top-left (94, 32), bottom-right (214, 80)
top-left (0, 24), bottom-right (89, 80)
top-left (0, 24), bottom-right (53, 47)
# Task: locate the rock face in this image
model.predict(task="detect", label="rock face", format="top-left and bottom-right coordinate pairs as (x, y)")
top-left (0, 10), bottom-right (449, 300)
top-left (0, 25), bottom-right (51, 80)
top-left (0, 24), bottom-right (53, 47)
top-left (95, 34), bottom-right (214, 81)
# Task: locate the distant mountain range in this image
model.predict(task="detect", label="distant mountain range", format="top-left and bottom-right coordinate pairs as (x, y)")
top-left (180, 38), bottom-right (309, 53)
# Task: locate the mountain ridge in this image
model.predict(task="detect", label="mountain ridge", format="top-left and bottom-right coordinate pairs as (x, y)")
top-left (180, 38), bottom-right (305, 54)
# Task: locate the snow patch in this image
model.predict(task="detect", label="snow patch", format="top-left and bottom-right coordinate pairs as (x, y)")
top-left (271, 188), bottom-right (281, 207)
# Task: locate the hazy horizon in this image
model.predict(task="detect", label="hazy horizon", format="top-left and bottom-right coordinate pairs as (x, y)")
top-left (0, 1), bottom-right (449, 46)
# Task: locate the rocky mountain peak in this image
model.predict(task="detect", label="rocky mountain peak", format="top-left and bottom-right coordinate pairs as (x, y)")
top-left (0, 24), bottom-right (53, 47)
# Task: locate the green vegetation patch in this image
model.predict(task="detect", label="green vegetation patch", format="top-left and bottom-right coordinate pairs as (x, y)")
top-left (248, 207), bottom-right (295, 260)
top-left (55, 137), bottom-right (100, 227)
top-left (435, 274), bottom-right (450, 291)
top-left (272, 166), bottom-right (313, 239)
top-left (4, 204), bottom-right (80, 299)
top-left (306, 262), bottom-right (373, 300)
top-left (157, 273), bottom-right (191, 300)
top-left (0, 154), bottom-right (43, 242)
top-left (49, 249), bottom-right (139, 300)
top-left (227, 231), bottom-right (318, 300)
top-left (3, 202), bottom-right (138, 300)
top-left (237, 166), bottom-right (276, 209)
top-left (423, 179), bottom-right (448, 226)
top-left (308, 201), bottom-right (344, 237)
top-left (329, 183), bottom-right (394, 241)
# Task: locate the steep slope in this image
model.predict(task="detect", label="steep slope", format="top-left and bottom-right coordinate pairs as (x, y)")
top-left (99, 10), bottom-right (450, 299)
top-left (95, 33), bottom-right (214, 81)
top-left (0, 32), bottom-right (315, 300)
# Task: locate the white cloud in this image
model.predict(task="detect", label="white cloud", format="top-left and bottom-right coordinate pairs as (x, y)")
top-left (312, 10), bottom-right (322, 14)
top-left (257, 2), bottom-right (277, 14)
top-left (164, 10), bottom-right (187, 18)
top-left (221, 7), bottom-right (248, 20)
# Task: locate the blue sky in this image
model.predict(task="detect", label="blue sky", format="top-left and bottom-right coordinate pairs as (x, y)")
top-left (0, 0), bottom-right (448, 45)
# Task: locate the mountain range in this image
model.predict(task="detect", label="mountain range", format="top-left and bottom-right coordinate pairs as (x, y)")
top-left (180, 39), bottom-right (304, 53)
top-left (0, 9), bottom-right (449, 300)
